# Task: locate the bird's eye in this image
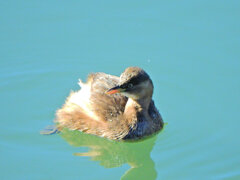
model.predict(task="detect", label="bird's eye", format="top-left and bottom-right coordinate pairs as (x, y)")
top-left (128, 83), bottom-right (133, 89)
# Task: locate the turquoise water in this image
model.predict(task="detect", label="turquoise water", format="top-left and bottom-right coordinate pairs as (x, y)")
top-left (1, 0), bottom-right (240, 179)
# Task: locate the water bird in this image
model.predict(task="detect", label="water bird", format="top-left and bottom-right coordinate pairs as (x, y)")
top-left (55, 67), bottom-right (163, 140)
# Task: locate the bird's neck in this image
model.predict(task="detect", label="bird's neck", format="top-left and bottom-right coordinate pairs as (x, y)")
top-left (124, 97), bottom-right (152, 124)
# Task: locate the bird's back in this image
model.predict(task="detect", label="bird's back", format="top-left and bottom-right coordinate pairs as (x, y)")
top-left (55, 73), bottom-right (129, 139)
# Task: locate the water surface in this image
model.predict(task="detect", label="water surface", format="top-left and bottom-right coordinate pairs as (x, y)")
top-left (1, 0), bottom-right (240, 179)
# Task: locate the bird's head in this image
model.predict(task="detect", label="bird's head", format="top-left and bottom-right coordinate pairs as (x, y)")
top-left (106, 67), bottom-right (153, 100)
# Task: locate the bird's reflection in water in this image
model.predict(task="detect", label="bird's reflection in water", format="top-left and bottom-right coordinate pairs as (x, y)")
top-left (60, 128), bottom-right (158, 180)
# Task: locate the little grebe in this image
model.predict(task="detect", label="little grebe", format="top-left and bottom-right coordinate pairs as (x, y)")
top-left (55, 67), bottom-right (163, 140)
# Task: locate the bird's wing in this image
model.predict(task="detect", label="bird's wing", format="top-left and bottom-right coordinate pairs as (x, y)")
top-left (59, 72), bottom-right (127, 123)
top-left (55, 72), bottom-right (128, 138)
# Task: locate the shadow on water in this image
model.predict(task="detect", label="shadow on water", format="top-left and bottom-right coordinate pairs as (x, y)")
top-left (60, 128), bottom-right (158, 180)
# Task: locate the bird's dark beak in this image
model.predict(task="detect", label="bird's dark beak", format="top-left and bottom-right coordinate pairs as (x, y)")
top-left (106, 85), bottom-right (124, 95)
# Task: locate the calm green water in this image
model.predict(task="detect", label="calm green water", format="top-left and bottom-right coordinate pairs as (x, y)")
top-left (1, 0), bottom-right (240, 179)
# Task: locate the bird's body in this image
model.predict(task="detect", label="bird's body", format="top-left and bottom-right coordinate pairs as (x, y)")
top-left (55, 67), bottom-right (163, 140)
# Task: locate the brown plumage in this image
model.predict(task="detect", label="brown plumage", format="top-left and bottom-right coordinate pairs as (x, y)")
top-left (55, 67), bottom-right (163, 140)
